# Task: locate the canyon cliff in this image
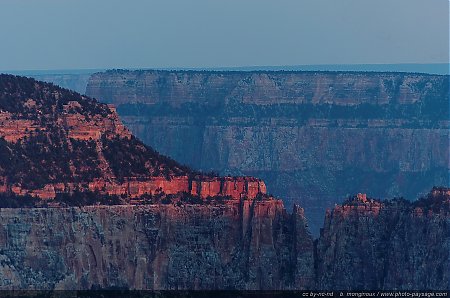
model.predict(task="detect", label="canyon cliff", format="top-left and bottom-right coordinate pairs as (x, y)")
top-left (0, 188), bottom-right (447, 290)
top-left (0, 201), bottom-right (314, 290)
top-left (86, 70), bottom-right (450, 234)
top-left (0, 74), bottom-right (448, 290)
top-left (316, 188), bottom-right (450, 290)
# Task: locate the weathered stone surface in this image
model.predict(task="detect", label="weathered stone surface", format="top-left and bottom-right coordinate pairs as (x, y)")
top-left (0, 101), bottom-right (131, 144)
top-left (87, 70), bottom-right (445, 106)
top-left (0, 200), bottom-right (314, 290)
top-left (0, 112), bottom-right (41, 143)
top-left (86, 176), bottom-right (267, 200)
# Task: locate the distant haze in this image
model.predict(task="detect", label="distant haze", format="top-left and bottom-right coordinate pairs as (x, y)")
top-left (0, 0), bottom-right (448, 71)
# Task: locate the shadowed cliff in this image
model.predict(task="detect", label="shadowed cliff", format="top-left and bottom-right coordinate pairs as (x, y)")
top-left (316, 187), bottom-right (450, 290)
top-left (86, 70), bottom-right (450, 234)
top-left (0, 202), bottom-right (314, 290)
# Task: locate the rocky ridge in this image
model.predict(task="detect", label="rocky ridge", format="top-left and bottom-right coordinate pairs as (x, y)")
top-left (0, 74), bottom-right (267, 202)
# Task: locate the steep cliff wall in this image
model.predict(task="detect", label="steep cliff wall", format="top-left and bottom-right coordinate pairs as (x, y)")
top-left (0, 200), bottom-right (314, 290)
top-left (86, 70), bottom-right (447, 106)
top-left (86, 70), bottom-right (450, 233)
top-left (316, 189), bottom-right (450, 290)
top-left (0, 189), bottom-right (448, 290)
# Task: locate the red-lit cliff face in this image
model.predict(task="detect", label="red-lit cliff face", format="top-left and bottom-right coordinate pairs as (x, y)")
top-left (0, 74), bottom-right (268, 202)
top-left (86, 176), bottom-right (267, 200)
top-left (315, 188), bottom-right (450, 290)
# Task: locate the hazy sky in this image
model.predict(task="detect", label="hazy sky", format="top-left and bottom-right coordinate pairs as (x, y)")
top-left (0, 0), bottom-right (448, 71)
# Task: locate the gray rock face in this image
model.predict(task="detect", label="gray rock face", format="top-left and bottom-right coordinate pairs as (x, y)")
top-left (316, 190), bottom-right (450, 290)
top-left (0, 200), bottom-right (314, 290)
top-left (86, 70), bottom-right (449, 234)
top-left (0, 190), bottom-right (448, 290)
